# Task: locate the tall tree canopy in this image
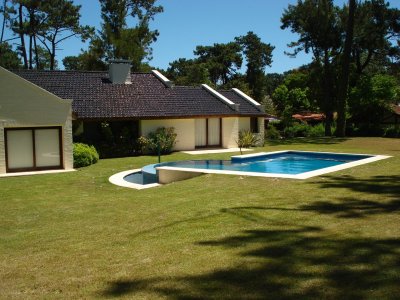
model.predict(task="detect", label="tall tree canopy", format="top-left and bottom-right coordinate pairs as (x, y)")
top-left (166, 32), bottom-right (274, 101)
top-left (63, 0), bottom-right (163, 71)
top-left (2, 0), bottom-right (92, 70)
top-left (281, 0), bottom-right (399, 136)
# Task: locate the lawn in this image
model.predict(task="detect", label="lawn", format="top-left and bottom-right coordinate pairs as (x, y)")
top-left (0, 137), bottom-right (399, 299)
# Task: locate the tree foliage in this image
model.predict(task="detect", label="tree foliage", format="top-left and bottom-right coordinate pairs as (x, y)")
top-left (280, 0), bottom-right (400, 136)
top-left (63, 0), bottom-right (163, 71)
top-left (2, 0), bottom-right (92, 70)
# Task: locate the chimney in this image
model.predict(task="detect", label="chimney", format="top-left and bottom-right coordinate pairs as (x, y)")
top-left (108, 59), bottom-right (132, 84)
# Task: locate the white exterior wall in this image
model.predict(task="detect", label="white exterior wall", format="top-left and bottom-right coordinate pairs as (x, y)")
top-left (239, 117), bottom-right (251, 132)
top-left (140, 119), bottom-right (195, 151)
top-left (0, 67), bottom-right (73, 174)
top-left (257, 117), bottom-right (265, 146)
top-left (222, 117), bottom-right (239, 148)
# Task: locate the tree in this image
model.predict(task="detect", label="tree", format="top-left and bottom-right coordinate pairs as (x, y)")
top-left (336, 0), bottom-right (356, 137)
top-left (166, 58), bottom-right (211, 86)
top-left (35, 0), bottom-right (93, 70)
top-left (3, 0), bottom-right (92, 70)
top-left (194, 42), bottom-right (242, 85)
top-left (64, 0), bottom-right (163, 71)
top-left (235, 31), bottom-right (274, 101)
top-left (281, 0), bottom-right (342, 136)
top-left (349, 74), bottom-right (399, 127)
top-left (0, 41), bottom-right (21, 68)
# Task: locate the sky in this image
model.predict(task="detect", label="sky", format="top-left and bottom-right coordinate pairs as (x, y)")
top-left (5, 0), bottom-right (400, 73)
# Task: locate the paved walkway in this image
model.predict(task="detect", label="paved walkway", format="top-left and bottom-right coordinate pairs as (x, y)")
top-left (181, 148), bottom-right (253, 155)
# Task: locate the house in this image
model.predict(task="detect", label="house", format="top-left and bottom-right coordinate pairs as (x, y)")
top-left (11, 60), bottom-right (266, 156)
top-left (0, 67), bottom-right (73, 175)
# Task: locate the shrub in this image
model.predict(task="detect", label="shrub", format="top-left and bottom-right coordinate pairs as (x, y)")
top-left (384, 125), bottom-right (400, 138)
top-left (138, 127), bottom-right (177, 155)
top-left (308, 123), bottom-right (325, 137)
top-left (283, 122), bottom-right (310, 138)
top-left (237, 130), bottom-right (260, 148)
top-left (73, 143), bottom-right (99, 168)
top-left (265, 124), bottom-right (281, 140)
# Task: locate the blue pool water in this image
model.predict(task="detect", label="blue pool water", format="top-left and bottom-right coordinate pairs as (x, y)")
top-left (160, 151), bottom-right (372, 175)
top-left (123, 151), bottom-right (373, 185)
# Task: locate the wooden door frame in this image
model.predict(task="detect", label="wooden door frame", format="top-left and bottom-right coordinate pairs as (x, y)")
top-left (195, 118), bottom-right (222, 148)
top-left (5, 126), bottom-right (63, 173)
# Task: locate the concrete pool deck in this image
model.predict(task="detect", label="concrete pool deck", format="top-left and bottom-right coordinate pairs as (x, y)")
top-left (181, 148), bottom-right (252, 155)
top-left (109, 150), bottom-right (392, 189)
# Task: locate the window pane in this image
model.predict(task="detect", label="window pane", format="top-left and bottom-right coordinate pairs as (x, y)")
top-left (208, 118), bottom-right (220, 146)
top-left (6, 130), bottom-right (34, 169)
top-left (35, 129), bottom-right (61, 167)
top-left (195, 119), bottom-right (206, 147)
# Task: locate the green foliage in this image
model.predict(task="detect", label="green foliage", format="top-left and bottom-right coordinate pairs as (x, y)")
top-left (138, 127), bottom-right (177, 155)
top-left (166, 58), bottom-right (211, 86)
top-left (194, 42), bottom-right (242, 85)
top-left (235, 31), bottom-right (275, 101)
top-left (272, 84), bottom-right (311, 125)
top-left (265, 124), bottom-right (281, 140)
top-left (384, 125), bottom-right (400, 138)
top-left (237, 130), bottom-right (260, 148)
top-left (73, 143), bottom-right (99, 168)
top-left (283, 123), bottom-right (326, 138)
top-left (0, 42), bottom-right (21, 69)
top-left (349, 74), bottom-right (399, 125)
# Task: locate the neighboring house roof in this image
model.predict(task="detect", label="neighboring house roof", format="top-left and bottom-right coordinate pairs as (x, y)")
top-left (391, 104), bottom-right (400, 116)
top-left (12, 70), bottom-right (265, 120)
top-left (292, 112), bottom-right (325, 122)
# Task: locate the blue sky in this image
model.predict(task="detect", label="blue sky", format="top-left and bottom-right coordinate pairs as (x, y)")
top-left (5, 0), bottom-right (400, 73)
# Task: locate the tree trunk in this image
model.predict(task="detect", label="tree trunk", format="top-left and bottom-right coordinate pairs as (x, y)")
top-left (50, 40), bottom-right (55, 70)
top-left (18, 3), bottom-right (28, 69)
top-left (323, 50), bottom-right (334, 136)
top-left (0, 0), bottom-right (6, 43)
top-left (33, 35), bottom-right (39, 69)
top-left (29, 34), bottom-right (33, 69)
top-left (336, 0), bottom-right (356, 137)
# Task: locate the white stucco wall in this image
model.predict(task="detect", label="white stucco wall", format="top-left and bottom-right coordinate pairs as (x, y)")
top-left (222, 117), bottom-right (239, 148)
top-left (239, 117), bottom-right (251, 132)
top-left (0, 67), bottom-right (73, 174)
top-left (140, 119), bottom-right (195, 151)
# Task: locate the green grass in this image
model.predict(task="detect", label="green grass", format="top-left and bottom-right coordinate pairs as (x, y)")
top-left (0, 137), bottom-right (399, 299)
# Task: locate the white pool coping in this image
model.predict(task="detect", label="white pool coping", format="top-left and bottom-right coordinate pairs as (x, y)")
top-left (182, 148), bottom-right (252, 155)
top-left (109, 151), bottom-right (392, 189)
top-left (108, 169), bottom-right (161, 190)
top-left (156, 151), bottom-right (391, 180)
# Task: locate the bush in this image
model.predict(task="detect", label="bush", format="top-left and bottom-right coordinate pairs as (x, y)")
top-left (308, 123), bottom-right (325, 137)
top-left (138, 127), bottom-right (177, 155)
top-left (283, 122), bottom-right (310, 138)
top-left (237, 130), bottom-right (260, 148)
top-left (265, 124), bottom-right (281, 140)
top-left (384, 125), bottom-right (400, 138)
top-left (73, 143), bottom-right (99, 168)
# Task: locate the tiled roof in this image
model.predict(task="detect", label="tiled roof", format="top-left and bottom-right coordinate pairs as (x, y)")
top-left (12, 70), bottom-right (265, 119)
top-left (219, 90), bottom-right (263, 115)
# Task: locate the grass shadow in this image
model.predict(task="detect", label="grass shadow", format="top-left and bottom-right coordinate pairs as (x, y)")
top-left (100, 226), bottom-right (400, 299)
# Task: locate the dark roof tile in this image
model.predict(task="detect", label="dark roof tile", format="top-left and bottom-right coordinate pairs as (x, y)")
top-left (13, 70), bottom-right (265, 119)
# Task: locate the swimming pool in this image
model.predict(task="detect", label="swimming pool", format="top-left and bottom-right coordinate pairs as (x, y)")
top-left (155, 151), bottom-right (389, 182)
top-left (160, 152), bottom-right (371, 175)
top-left (109, 150), bottom-right (389, 188)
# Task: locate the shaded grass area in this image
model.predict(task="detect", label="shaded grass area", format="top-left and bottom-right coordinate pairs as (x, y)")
top-left (0, 137), bottom-right (399, 299)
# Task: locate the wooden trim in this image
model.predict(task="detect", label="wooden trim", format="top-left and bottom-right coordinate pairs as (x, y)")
top-left (4, 126), bottom-right (63, 173)
top-left (206, 119), bottom-right (209, 147)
